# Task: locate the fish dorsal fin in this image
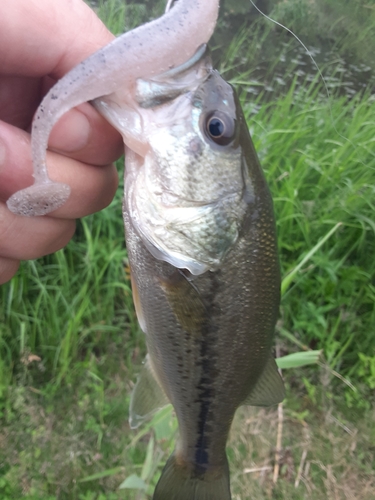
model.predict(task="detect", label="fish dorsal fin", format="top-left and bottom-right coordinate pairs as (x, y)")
top-left (241, 356), bottom-right (285, 407)
top-left (129, 355), bottom-right (170, 429)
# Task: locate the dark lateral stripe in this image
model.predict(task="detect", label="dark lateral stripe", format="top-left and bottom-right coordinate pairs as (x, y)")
top-left (195, 390), bottom-right (211, 467)
top-left (194, 273), bottom-right (220, 470)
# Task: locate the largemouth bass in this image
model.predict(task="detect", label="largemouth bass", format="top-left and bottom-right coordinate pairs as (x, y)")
top-left (94, 45), bottom-right (285, 499)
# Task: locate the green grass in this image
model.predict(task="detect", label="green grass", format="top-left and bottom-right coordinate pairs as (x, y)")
top-left (1, 0), bottom-right (374, 498)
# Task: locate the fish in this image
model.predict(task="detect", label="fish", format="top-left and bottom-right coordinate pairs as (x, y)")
top-left (94, 43), bottom-right (285, 499)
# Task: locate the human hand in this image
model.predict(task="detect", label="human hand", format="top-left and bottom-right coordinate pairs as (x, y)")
top-left (0, 0), bottom-right (124, 284)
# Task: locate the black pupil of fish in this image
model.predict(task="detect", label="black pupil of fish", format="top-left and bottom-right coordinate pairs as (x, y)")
top-left (208, 117), bottom-right (225, 138)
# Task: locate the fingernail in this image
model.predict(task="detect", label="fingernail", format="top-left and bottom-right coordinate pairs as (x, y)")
top-left (49, 108), bottom-right (91, 153)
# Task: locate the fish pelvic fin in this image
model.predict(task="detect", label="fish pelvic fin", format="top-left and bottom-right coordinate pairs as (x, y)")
top-left (153, 453), bottom-right (231, 500)
top-left (241, 355), bottom-right (285, 407)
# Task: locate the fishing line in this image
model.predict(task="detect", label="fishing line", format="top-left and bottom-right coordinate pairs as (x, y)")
top-left (247, 0), bottom-right (353, 147)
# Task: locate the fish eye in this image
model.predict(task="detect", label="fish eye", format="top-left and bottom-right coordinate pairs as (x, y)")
top-left (204, 111), bottom-right (236, 146)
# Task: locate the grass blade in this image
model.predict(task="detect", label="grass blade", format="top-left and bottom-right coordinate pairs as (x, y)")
top-left (78, 467), bottom-right (124, 483)
top-left (119, 474), bottom-right (148, 490)
top-left (281, 222), bottom-right (342, 295)
top-left (276, 350), bottom-right (322, 369)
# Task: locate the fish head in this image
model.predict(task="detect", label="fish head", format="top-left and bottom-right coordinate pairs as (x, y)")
top-left (95, 46), bottom-right (253, 275)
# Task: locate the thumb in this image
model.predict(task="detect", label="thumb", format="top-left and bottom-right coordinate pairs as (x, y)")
top-left (0, 0), bottom-right (115, 78)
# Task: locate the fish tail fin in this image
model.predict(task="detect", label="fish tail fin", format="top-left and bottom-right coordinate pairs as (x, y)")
top-left (153, 453), bottom-right (231, 500)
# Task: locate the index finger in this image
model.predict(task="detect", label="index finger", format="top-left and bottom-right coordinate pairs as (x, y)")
top-left (0, 0), bottom-right (115, 78)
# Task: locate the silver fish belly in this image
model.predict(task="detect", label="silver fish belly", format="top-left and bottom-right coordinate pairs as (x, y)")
top-left (95, 47), bottom-right (285, 500)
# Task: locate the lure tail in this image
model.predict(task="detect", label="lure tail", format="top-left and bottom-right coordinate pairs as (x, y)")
top-left (153, 453), bottom-right (231, 500)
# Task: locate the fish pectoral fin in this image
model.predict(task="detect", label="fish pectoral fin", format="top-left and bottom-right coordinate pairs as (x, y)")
top-left (241, 356), bottom-right (285, 407)
top-left (129, 355), bottom-right (170, 429)
top-left (158, 269), bottom-right (207, 335)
